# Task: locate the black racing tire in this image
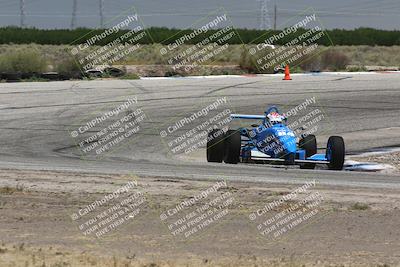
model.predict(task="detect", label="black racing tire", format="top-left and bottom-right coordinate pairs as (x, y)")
top-left (299, 134), bottom-right (317, 169)
top-left (223, 130), bottom-right (241, 164)
top-left (40, 72), bottom-right (60, 81)
top-left (2, 72), bottom-right (22, 82)
top-left (207, 129), bottom-right (225, 163)
top-left (327, 136), bottom-right (345, 170)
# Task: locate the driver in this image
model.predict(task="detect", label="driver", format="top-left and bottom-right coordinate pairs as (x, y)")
top-left (266, 112), bottom-right (285, 126)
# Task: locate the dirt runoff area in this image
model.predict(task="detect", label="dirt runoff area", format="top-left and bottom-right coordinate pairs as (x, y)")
top-left (0, 168), bottom-right (400, 267)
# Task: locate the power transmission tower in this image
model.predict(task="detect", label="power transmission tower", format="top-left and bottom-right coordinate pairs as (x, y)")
top-left (20, 0), bottom-right (26, 27)
top-left (273, 4), bottom-right (277, 30)
top-left (257, 0), bottom-right (271, 30)
top-left (71, 0), bottom-right (77, 29)
top-left (99, 0), bottom-right (105, 28)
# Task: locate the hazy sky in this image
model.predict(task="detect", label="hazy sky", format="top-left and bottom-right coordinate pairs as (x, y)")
top-left (0, 0), bottom-right (399, 30)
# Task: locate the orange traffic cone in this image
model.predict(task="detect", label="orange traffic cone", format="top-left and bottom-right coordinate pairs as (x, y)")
top-left (283, 65), bottom-right (292, 80)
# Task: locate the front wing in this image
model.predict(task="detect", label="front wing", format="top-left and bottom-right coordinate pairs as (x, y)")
top-left (249, 149), bottom-right (329, 164)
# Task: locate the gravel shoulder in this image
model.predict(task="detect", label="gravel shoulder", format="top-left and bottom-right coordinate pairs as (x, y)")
top-left (0, 168), bottom-right (400, 266)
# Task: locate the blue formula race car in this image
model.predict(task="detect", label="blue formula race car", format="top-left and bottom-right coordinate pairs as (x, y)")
top-left (206, 106), bottom-right (345, 170)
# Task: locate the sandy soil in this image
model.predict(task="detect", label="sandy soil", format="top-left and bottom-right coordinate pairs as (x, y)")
top-left (0, 168), bottom-right (400, 267)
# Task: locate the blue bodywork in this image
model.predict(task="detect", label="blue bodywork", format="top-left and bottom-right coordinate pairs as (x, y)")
top-left (231, 106), bottom-right (329, 164)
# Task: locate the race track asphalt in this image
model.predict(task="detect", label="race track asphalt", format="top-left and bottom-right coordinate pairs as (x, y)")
top-left (0, 72), bottom-right (399, 188)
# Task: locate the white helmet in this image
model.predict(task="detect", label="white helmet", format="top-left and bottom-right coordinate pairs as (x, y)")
top-left (267, 112), bottom-right (283, 125)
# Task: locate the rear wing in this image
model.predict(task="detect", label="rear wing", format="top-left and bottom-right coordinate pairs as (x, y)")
top-left (230, 114), bottom-right (265, 120)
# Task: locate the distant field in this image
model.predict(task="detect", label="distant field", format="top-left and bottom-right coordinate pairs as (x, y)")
top-left (1, 27), bottom-right (400, 46)
top-left (0, 44), bottom-right (399, 76)
top-left (1, 27), bottom-right (400, 77)
top-left (1, 44), bottom-right (399, 66)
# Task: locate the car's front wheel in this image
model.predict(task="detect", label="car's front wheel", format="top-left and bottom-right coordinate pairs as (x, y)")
top-left (326, 136), bottom-right (345, 170)
top-left (207, 129), bottom-right (225, 162)
top-left (223, 130), bottom-right (241, 164)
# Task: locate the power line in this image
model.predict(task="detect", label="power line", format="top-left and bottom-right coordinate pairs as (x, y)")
top-left (257, 0), bottom-right (272, 30)
top-left (1, 11), bottom-right (400, 19)
top-left (71, 0), bottom-right (77, 29)
top-left (99, 0), bottom-right (104, 28)
top-left (20, 0), bottom-right (26, 27)
top-left (1, 9), bottom-right (400, 19)
top-left (0, 1), bottom-right (20, 9)
top-left (334, 0), bottom-right (396, 12)
top-left (273, 4), bottom-right (277, 30)
top-left (278, 8), bottom-right (400, 17)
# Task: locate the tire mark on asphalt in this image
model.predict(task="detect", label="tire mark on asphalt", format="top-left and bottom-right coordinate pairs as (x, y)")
top-left (237, 102), bottom-right (400, 112)
top-left (1, 85), bottom-right (399, 111)
top-left (0, 88), bottom-right (76, 95)
top-left (333, 76), bottom-right (353, 81)
top-left (2, 95), bottom-right (399, 112)
top-left (126, 81), bottom-right (150, 93)
top-left (202, 81), bottom-right (260, 96)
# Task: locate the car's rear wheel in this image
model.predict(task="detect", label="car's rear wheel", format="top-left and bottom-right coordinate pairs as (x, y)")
top-left (299, 134), bottom-right (317, 169)
top-left (327, 136), bottom-right (345, 170)
top-left (207, 129), bottom-right (225, 162)
top-left (223, 130), bottom-right (241, 164)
